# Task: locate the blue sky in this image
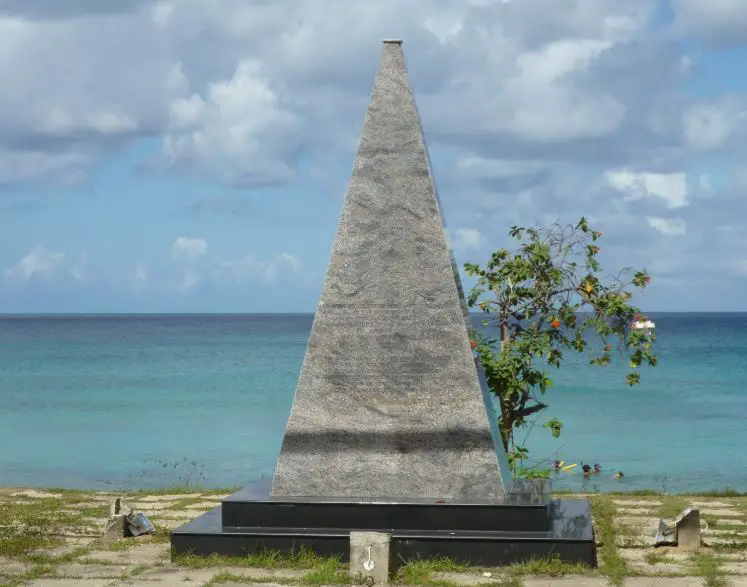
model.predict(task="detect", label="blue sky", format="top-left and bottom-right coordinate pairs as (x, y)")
top-left (1, 0), bottom-right (746, 313)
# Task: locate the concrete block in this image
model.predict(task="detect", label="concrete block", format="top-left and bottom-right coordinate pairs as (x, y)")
top-left (109, 497), bottom-right (122, 515)
top-left (102, 514), bottom-right (128, 541)
top-left (350, 531), bottom-right (392, 584)
top-left (676, 507), bottom-right (701, 549)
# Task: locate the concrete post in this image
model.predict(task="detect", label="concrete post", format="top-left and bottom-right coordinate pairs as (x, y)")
top-left (102, 497), bottom-right (129, 542)
top-left (676, 508), bottom-right (701, 550)
top-left (350, 531), bottom-right (392, 584)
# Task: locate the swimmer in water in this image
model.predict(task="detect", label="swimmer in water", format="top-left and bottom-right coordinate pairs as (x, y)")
top-left (552, 460), bottom-right (562, 472)
top-left (582, 464), bottom-right (592, 477)
top-left (593, 464), bottom-right (602, 474)
top-left (614, 471), bottom-right (624, 480)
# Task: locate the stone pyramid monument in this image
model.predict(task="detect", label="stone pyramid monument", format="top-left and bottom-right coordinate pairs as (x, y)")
top-left (270, 40), bottom-right (512, 501)
top-left (172, 41), bottom-right (595, 569)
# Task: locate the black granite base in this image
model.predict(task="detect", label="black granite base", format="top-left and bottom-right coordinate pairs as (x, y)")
top-left (171, 481), bottom-right (597, 568)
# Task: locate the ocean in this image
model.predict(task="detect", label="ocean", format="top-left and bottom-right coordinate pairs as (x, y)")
top-left (0, 313), bottom-right (745, 494)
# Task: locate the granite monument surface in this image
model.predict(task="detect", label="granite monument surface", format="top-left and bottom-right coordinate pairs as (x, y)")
top-left (270, 38), bottom-right (511, 502)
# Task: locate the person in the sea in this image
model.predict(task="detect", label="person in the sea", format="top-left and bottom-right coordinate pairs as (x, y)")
top-left (582, 464), bottom-right (592, 477)
top-left (552, 460), bottom-right (562, 472)
top-left (593, 463), bottom-right (602, 474)
top-left (614, 471), bottom-right (624, 480)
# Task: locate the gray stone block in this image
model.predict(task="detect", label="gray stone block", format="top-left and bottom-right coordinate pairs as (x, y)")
top-left (350, 531), bottom-right (392, 584)
top-left (102, 514), bottom-right (128, 541)
top-left (270, 40), bottom-right (511, 501)
top-left (676, 507), bottom-right (701, 549)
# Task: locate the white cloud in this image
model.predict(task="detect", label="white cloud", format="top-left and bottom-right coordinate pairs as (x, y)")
top-left (734, 260), bottom-right (747, 277)
top-left (646, 216), bottom-right (687, 236)
top-left (162, 238), bottom-right (303, 295)
top-left (452, 227), bottom-right (484, 251)
top-left (215, 251), bottom-right (302, 286)
top-left (606, 171), bottom-right (689, 209)
top-left (135, 262), bottom-right (148, 282)
top-left (671, 0), bottom-right (747, 46)
top-left (171, 237), bottom-right (207, 262)
top-left (130, 262), bottom-right (148, 294)
top-left (175, 270), bottom-right (201, 295)
top-left (279, 252), bottom-right (301, 272)
top-left (683, 103), bottom-right (737, 150)
top-left (501, 39), bottom-right (625, 142)
top-left (164, 60), bottom-right (301, 186)
top-left (455, 157), bottom-right (552, 179)
top-left (0, 149), bottom-right (94, 185)
top-left (4, 247), bottom-right (87, 283)
top-left (0, 0), bottom-right (697, 187)
top-left (170, 237), bottom-right (207, 294)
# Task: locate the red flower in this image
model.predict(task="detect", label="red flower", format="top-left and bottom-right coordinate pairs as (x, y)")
top-left (550, 319), bottom-right (561, 328)
top-left (470, 340), bottom-right (478, 349)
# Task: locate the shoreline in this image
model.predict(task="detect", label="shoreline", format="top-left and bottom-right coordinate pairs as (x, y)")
top-left (4, 484), bottom-right (747, 498)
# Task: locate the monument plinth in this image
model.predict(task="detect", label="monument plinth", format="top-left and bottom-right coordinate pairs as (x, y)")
top-left (171, 40), bottom-right (596, 567)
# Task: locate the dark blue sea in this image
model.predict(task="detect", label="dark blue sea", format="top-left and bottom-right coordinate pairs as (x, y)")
top-left (1, 313), bottom-right (745, 494)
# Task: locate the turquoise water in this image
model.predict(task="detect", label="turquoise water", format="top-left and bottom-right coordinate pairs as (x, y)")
top-left (0, 313), bottom-right (745, 494)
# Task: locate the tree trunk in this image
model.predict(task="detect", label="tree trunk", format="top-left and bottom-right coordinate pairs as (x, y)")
top-left (498, 311), bottom-right (512, 451)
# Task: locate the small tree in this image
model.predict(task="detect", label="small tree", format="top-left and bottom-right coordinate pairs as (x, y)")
top-left (464, 217), bottom-right (657, 476)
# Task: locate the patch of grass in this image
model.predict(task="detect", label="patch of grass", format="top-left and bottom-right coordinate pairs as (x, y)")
top-left (591, 495), bottom-right (627, 586)
top-left (614, 520), bottom-right (636, 537)
top-left (75, 557), bottom-right (122, 566)
top-left (394, 556), bottom-right (466, 584)
top-left (301, 558), bottom-right (349, 585)
top-left (690, 551), bottom-right (729, 587)
top-left (35, 488), bottom-right (87, 498)
top-left (643, 551), bottom-right (672, 565)
top-left (121, 486), bottom-right (238, 497)
top-left (97, 537), bottom-right (137, 552)
top-left (174, 547), bottom-right (341, 570)
top-left (119, 563), bottom-right (151, 581)
top-left (149, 525), bottom-right (172, 543)
top-left (206, 573), bottom-right (298, 586)
top-left (657, 495), bottom-right (690, 520)
top-left (619, 489), bottom-right (662, 497)
top-left (75, 504), bottom-right (110, 518)
top-left (23, 544), bottom-right (92, 565)
top-left (710, 541), bottom-right (747, 553)
top-left (570, 489), bottom-right (747, 498)
top-left (200, 488), bottom-right (239, 496)
top-left (506, 553), bottom-right (592, 577)
top-left (687, 488), bottom-right (747, 498)
top-left (483, 580), bottom-right (523, 587)
top-left (0, 498), bottom-right (87, 558)
top-left (0, 534), bottom-right (61, 559)
top-left (168, 496), bottom-right (217, 510)
top-left (0, 564), bottom-right (56, 587)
